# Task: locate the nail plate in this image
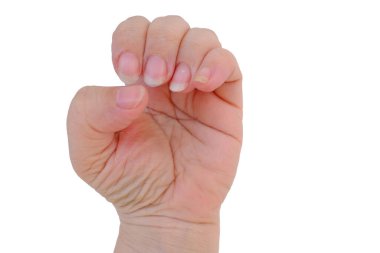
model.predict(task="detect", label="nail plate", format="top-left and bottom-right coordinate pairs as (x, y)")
top-left (144, 55), bottom-right (167, 87)
top-left (193, 67), bottom-right (211, 84)
top-left (169, 63), bottom-right (191, 92)
top-left (118, 52), bottom-right (140, 85)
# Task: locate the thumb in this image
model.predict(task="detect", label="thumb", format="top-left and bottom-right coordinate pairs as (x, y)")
top-left (67, 85), bottom-right (147, 181)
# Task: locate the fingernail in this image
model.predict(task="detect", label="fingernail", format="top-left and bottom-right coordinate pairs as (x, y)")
top-left (169, 63), bottom-right (191, 92)
top-left (118, 52), bottom-right (140, 85)
top-left (144, 55), bottom-right (167, 87)
top-left (193, 67), bottom-right (211, 84)
top-left (116, 85), bottom-right (145, 109)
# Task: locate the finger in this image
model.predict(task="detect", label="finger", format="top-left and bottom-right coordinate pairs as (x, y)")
top-left (193, 48), bottom-right (242, 108)
top-left (143, 15), bottom-right (190, 87)
top-left (169, 28), bottom-right (221, 92)
top-left (67, 85), bottom-right (148, 181)
top-left (112, 16), bottom-right (150, 85)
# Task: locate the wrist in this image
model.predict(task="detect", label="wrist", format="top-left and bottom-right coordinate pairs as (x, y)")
top-left (114, 215), bottom-right (220, 253)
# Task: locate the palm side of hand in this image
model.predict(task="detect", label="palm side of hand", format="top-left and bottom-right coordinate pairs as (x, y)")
top-left (67, 16), bottom-right (242, 226)
top-left (90, 84), bottom-right (242, 223)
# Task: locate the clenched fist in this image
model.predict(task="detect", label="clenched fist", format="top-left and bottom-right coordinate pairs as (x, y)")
top-left (67, 15), bottom-right (242, 253)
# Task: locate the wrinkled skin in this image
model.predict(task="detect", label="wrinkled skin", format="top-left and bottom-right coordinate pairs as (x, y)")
top-left (67, 15), bottom-right (242, 252)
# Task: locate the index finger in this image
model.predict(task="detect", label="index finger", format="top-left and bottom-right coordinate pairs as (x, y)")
top-left (111, 16), bottom-right (150, 84)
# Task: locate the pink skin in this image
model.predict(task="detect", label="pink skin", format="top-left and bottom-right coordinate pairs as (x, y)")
top-left (118, 52), bottom-right (140, 85)
top-left (169, 62), bottom-right (192, 92)
top-left (67, 15), bottom-right (242, 253)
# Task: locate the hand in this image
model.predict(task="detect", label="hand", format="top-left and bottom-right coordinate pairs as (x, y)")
top-left (67, 15), bottom-right (242, 253)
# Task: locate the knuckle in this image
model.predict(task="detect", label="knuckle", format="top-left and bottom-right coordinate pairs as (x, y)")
top-left (216, 49), bottom-right (237, 67)
top-left (72, 86), bottom-right (92, 107)
top-left (68, 86), bottom-right (92, 120)
top-left (75, 85), bottom-right (90, 99)
top-left (184, 28), bottom-right (220, 48)
top-left (147, 31), bottom-right (178, 45)
top-left (113, 16), bottom-right (149, 37)
top-left (220, 48), bottom-right (234, 58)
top-left (152, 15), bottom-right (188, 26)
top-left (192, 28), bottom-right (218, 39)
top-left (149, 15), bottom-right (189, 37)
top-left (126, 15), bottom-right (149, 23)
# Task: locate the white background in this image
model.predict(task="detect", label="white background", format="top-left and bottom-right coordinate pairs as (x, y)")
top-left (0, 0), bottom-right (379, 252)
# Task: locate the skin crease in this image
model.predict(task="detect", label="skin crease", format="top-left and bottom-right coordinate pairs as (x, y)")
top-left (67, 15), bottom-right (242, 252)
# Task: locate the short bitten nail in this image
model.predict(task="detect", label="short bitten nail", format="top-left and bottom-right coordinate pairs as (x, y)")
top-left (118, 52), bottom-right (140, 85)
top-left (144, 55), bottom-right (167, 87)
top-left (169, 63), bottom-right (191, 92)
top-left (193, 67), bottom-right (211, 84)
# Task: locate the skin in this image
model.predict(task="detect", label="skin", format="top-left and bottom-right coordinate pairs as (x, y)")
top-left (67, 15), bottom-right (242, 253)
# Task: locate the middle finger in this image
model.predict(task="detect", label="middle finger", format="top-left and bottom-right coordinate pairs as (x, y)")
top-left (143, 15), bottom-right (190, 87)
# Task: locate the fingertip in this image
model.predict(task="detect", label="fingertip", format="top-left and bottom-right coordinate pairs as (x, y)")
top-left (191, 67), bottom-right (217, 92)
top-left (111, 16), bottom-right (150, 82)
top-left (143, 55), bottom-right (167, 87)
top-left (192, 48), bottom-right (240, 92)
top-left (193, 67), bottom-right (211, 84)
top-left (117, 52), bottom-right (141, 85)
top-left (169, 62), bottom-right (191, 92)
